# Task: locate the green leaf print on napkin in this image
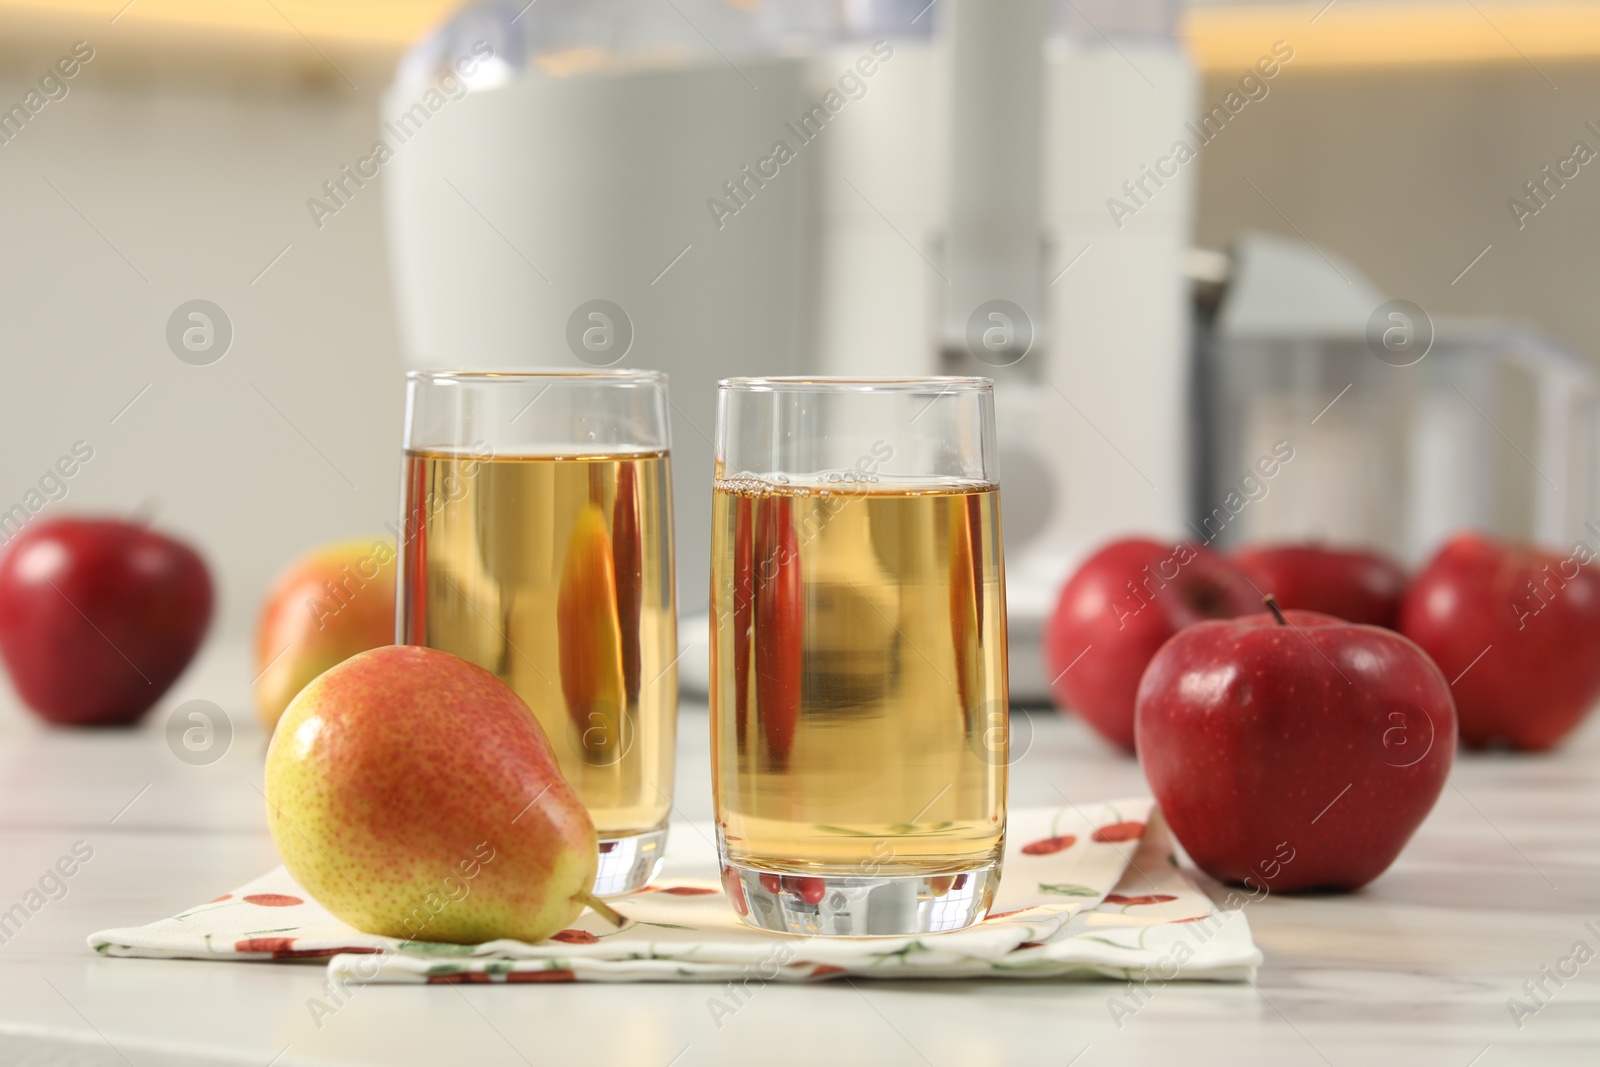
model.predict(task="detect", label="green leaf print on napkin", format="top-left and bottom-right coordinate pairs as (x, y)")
top-left (1037, 883), bottom-right (1100, 897)
top-left (399, 941), bottom-right (477, 956)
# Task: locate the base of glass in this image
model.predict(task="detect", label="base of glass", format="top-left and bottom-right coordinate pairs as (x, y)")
top-left (593, 827), bottom-right (666, 897)
top-left (721, 859), bottom-right (1000, 936)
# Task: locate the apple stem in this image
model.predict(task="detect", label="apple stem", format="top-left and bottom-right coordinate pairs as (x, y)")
top-left (576, 890), bottom-right (626, 927)
top-left (1264, 595), bottom-right (1289, 627)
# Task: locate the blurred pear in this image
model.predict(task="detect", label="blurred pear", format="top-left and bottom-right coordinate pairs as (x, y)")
top-left (254, 539), bottom-right (395, 733)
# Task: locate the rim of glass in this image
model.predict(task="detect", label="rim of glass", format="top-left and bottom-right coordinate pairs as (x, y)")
top-left (407, 368), bottom-right (666, 384)
top-left (718, 375), bottom-right (992, 393)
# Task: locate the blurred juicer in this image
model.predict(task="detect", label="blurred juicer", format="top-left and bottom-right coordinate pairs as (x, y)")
top-left (383, 0), bottom-right (1198, 701)
top-left (1197, 232), bottom-right (1600, 564)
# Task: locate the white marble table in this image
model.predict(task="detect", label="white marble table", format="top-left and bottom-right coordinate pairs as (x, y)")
top-left (0, 641), bottom-right (1595, 1066)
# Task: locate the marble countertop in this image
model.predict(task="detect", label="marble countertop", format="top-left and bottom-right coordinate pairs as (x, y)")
top-left (0, 642), bottom-right (1595, 1066)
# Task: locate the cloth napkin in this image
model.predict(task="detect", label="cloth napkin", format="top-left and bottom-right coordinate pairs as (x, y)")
top-left (89, 799), bottom-right (1260, 984)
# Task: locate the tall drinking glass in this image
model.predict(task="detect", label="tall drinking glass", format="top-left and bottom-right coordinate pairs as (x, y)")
top-left (399, 370), bottom-right (677, 896)
top-left (711, 377), bottom-right (1008, 935)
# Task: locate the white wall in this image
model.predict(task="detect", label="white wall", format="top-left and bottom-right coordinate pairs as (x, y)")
top-left (0, 30), bottom-right (407, 645)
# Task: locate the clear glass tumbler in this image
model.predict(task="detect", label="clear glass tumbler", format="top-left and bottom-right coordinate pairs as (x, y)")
top-left (398, 370), bottom-right (677, 896)
top-left (711, 376), bottom-right (1008, 935)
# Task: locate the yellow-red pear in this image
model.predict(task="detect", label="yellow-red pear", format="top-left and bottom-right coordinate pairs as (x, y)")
top-left (254, 539), bottom-right (397, 733)
top-left (264, 645), bottom-right (600, 943)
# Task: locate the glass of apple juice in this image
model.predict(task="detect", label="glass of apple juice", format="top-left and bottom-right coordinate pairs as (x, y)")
top-left (710, 377), bottom-right (1009, 935)
top-left (398, 370), bottom-right (677, 897)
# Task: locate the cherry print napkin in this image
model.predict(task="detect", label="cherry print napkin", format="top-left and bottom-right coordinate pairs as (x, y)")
top-left (88, 800), bottom-right (1261, 984)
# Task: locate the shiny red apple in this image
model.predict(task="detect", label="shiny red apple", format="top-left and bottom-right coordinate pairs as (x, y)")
top-left (1045, 538), bottom-right (1257, 751)
top-left (1233, 542), bottom-right (1408, 628)
top-left (0, 518), bottom-right (213, 725)
top-left (1399, 532), bottom-right (1600, 750)
top-left (1136, 604), bottom-right (1456, 891)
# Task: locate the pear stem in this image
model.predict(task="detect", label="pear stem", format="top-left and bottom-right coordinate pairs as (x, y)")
top-left (1263, 595), bottom-right (1289, 627)
top-left (576, 890), bottom-right (626, 927)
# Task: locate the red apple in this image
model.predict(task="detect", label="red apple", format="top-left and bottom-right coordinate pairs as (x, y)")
top-left (0, 517), bottom-right (212, 726)
top-left (1136, 605), bottom-right (1456, 892)
top-left (1399, 532), bottom-right (1600, 750)
top-left (1045, 538), bottom-right (1257, 751)
top-left (1233, 543), bottom-right (1408, 628)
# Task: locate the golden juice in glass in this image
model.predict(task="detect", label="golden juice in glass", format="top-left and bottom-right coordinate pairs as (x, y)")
top-left (400, 449), bottom-right (677, 887)
top-left (710, 477), bottom-right (1008, 887)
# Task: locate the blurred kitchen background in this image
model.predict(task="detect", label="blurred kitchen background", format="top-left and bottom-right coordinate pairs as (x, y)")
top-left (2, 0), bottom-right (1599, 704)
